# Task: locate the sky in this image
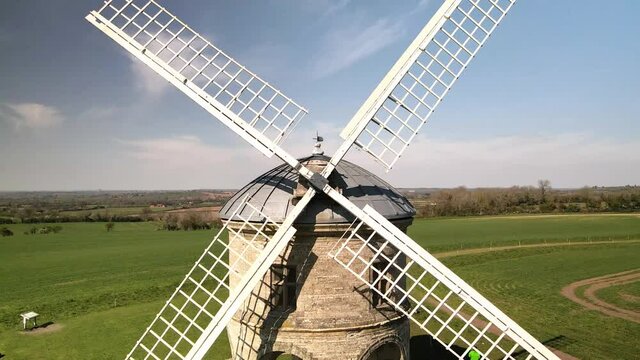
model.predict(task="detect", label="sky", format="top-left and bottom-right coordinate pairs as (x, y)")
top-left (0, 0), bottom-right (639, 191)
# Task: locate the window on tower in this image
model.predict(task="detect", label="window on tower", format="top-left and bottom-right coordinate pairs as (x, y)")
top-left (371, 259), bottom-right (390, 308)
top-left (270, 264), bottom-right (297, 311)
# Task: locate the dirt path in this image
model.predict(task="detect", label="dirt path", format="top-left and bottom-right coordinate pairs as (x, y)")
top-left (20, 323), bottom-right (63, 335)
top-left (434, 239), bottom-right (640, 259)
top-left (421, 297), bottom-right (579, 360)
top-left (426, 240), bottom-right (640, 359)
top-left (166, 206), bottom-right (221, 214)
top-left (561, 269), bottom-right (640, 324)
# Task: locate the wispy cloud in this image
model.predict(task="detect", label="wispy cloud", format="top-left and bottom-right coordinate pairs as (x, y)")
top-left (417, 0), bottom-right (431, 10)
top-left (239, 42), bottom-right (293, 81)
top-left (349, 133), bottom-right (640, 188)
top-left (115, 132), bottom-right (640, 190)
top-left (290, 0), bottom-right (351, 15)
top-left (0, 102), bottom-right (64, 129)
top-left (310, 17), bottom-right (404, 79)
top-left (120, 135), bottom-right (259, 168)
top-left (307, 0), bottom-right (434, 79)
top-left (324, 0), bottom-right (351, 15)
top-left (128, 55), bottom-right (170, 97)
top-left (116, 135), bottom-right (282, 189)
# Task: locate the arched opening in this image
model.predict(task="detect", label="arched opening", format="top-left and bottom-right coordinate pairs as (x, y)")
top-left (365, 341), bottom-right (402, 360)
top-left (259, 352), bottom-right (302, 360)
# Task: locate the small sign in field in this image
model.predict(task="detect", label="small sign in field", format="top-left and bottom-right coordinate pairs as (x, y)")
top-left (19, 311), bottom-right (39, 330)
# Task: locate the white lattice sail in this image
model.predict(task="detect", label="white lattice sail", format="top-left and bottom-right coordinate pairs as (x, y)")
top-left (87, 0), bottom-right (307, 156)
top-left (339, 0), bottom-right (515, 170)
top-left (329, 205), bottom-right (559, 360)
top-left (126, 199), bottom-right (284, 360)
top-left (84, 1), bottom-right (560, 360)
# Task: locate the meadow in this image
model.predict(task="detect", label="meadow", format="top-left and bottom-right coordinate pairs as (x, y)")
top-left (595, 280), bottom-right (640, 313)
top-left (0, 214), bottom-right (638, 359)
top-left (440, 243), bottom-right (640, 360)
top-left (407, 213), bottom-right (640, 252)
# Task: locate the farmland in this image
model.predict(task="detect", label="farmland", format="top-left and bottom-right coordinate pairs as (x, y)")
top-left (594, 278), bottom-right (640, 313)
top-left (440, 244), bottom-right (640, 359)
top-left (0, 214), bottom-right (639, 359)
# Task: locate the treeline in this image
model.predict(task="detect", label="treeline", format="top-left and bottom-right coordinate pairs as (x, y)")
top-left (0, 190), bottom-right (233, 209)
top-left (157, 213), bottom-right (223, 231)
top-left (0, 190), bottom-right (234, 224)
top-left (0, 211), bottom-right (224, 232)
top-left (413, 183), bottom-right (640, 217)
top-left (0, 212), bottom-right (145, 224)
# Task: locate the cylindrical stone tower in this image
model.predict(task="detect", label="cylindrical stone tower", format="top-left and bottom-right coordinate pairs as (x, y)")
top-left (219, 154), bottom-right (416, 360)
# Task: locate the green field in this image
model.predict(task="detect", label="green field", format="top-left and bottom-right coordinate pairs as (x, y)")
top-left (58, 206), bottom-right (169, 217)
top-left (594, 280), bottom-right (640, 313)
top-left (441, 243), bottom-right (640, 360)
top-left (0, 214), bottom-right (639, 359)
top-left (407, 213), bottom-right (640, 252)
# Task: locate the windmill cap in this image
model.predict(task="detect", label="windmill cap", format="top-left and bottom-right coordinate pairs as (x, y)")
top-left (220, 155), bottom-right (416, 224)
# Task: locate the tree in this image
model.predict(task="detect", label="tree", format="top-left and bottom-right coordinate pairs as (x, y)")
top-left (0, 227), bottom-right (13, 237)
top-left (211, 215), bottom-right (223, 229)
top-left (105, 222), bottom-right (115, 232)
top-left (141, 207), bottom-right (153, 221)
top-left (160, 213), bottom-right (179, 231)
top-left (538, 179), bottom-right (551, 203)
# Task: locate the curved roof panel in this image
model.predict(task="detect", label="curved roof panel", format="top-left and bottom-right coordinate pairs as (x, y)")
top-left (220, 155), bottom-right (415, 224)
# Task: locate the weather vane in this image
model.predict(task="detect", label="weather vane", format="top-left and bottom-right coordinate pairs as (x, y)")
top-left (313, 131), bottom-right (324, 155)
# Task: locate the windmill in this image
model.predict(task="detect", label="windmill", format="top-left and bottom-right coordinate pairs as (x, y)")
top-left (86, 1), bottom-right (560, 359)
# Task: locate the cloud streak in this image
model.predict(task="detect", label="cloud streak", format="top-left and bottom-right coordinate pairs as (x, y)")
top-left (324, 0), bottom-right (351, 15)
top-left (0, 102), bottom-right (64, 129)
top-left (121, 135), bottom-right (240, 167)
top-left (115, 135), bottom-right (282, 189)
top-left (115, 132), bottom-right (640, 190)
top-left (351, 133), bottom-right (640, 188)
top-left (128, 55), bottom-right (170, 97)
top-left (310, 17), bottom-right (404, 79)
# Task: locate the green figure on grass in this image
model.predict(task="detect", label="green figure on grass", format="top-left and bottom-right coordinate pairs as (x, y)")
top-left (469, 349), bottom-right (481, 360)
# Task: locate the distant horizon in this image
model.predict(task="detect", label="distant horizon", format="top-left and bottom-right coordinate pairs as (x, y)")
top-left (1, 184), bottom-right (638, 193)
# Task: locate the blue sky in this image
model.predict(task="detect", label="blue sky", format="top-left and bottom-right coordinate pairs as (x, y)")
top-left (0, 0), bottom-right (638, 191)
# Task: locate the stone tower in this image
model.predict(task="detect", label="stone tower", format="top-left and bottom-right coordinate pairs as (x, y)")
top-left (219, 154), bottom-right (416, 360)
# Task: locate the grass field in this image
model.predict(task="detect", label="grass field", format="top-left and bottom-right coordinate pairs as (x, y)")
top-left (594, 280), bottom-right (640, 313)
top-left (58, 206), bottom-right (170, 217)
top-left (0, 214), bottom-right (639, 359)
top-left (441, 243), bottom-right (640, 360)
top-left (407, 213), bottom-right (640, 252)
top-left (0, 222), bottom-right (211, 329)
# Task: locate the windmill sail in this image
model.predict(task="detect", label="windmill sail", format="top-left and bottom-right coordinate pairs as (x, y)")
top-left (330, 204), bottom-right (559, 360)
top-left (338, 0), bottom-right (515, 170)
top-left (86, 0), bottom-right (307, 157)
top-left (86, 2), bottom-right (561, 359)
top-left (126, 198), bottom-right (295, 360)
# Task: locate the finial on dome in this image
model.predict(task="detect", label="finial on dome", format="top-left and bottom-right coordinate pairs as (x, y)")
top-left (312, 132), bottom-right (324, 155)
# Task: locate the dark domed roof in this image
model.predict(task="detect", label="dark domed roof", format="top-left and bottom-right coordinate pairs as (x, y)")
top-left (220, 155), bottom-right (415, 224)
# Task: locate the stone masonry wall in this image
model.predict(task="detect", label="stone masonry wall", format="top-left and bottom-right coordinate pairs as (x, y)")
top-left (225, 219), bottom-right (413, 360)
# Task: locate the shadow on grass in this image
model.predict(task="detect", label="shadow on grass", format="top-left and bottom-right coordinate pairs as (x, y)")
top-left (541, 335), bottom-right (575, 350)
top-left (27, 321), bottom-right (55, 331)
top-left (0, 352), bottom-right (5, 358)
top-left (20, 321), bottom-right (57, 335)
top-left (513, 335), bottom-right (575, 358)
top-left (410, 334), bottom-right (467, 359)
